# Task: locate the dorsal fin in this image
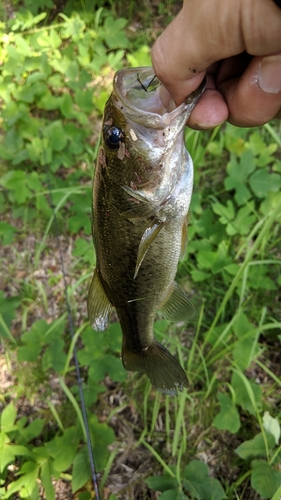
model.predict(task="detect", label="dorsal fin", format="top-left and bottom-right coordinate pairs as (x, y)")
top-left (87, 269), bottom-right (113, 331)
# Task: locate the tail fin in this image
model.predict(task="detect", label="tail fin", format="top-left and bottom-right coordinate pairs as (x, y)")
top-left (122, 341), bottom-right (188, 395)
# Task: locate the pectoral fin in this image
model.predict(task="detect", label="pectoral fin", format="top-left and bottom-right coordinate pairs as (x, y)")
top-left (160, 281), bottom-right (195, 322)
top-left (134, 219), bottom-right (164, 279)
top-left (180, 217), bottom-right (189, 261)
top-left (87, 269), bottom-right (113, 331)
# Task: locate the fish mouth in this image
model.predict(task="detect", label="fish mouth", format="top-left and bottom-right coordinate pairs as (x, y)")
top-left (113, 67), bottom-right (205, 130)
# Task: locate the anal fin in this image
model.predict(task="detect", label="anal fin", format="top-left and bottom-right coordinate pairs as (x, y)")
top-left (87, 269), bottom-right (113, 331)
top-left (160, 281), bottom-right (195, 322)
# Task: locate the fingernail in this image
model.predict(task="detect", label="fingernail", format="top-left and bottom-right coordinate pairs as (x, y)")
top-left (259, 54), bottom-right (281, 93)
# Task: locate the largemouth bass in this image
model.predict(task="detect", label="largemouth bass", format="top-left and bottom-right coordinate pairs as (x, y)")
top-left (88, 67), bottom-right (205, 395)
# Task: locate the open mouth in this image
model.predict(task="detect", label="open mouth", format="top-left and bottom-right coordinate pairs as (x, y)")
top-left (113, 67), bottom-right (185, 128)
top-left (115, 67), bottom-right (178, 113)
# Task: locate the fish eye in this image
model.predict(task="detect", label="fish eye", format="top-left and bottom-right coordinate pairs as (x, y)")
top-left (105, 126), bottom-right (123, 149)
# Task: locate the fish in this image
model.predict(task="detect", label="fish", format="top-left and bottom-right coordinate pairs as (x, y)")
top-left (87, 67), bottom-right (205, 395)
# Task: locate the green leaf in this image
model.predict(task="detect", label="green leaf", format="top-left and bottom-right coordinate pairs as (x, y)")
top-left (182, 460), bottom-right (226, 499)
top-left (72, 446), bottom-right (90, 493)
top-left (146, 475), bottom-right (178, 492)
top-left (106, 322), bottom-right (123, 352)
top-left (78, 493), bottom-right (92, 500)
top-left (17, 418), bottom-right (45, 444)
top-left (60, 14), bottom-right (86, 41)
top-left (21, 321), bottom-right (46, 344)
top-left (94, 89), bottom-right (110, 115)
top-left (251, 460), bottom-right (281, 499)
top-left (247, 131), bottom-right (267, 156)
top-left (207, 478), bottom-right (227, 500)
top-left (0, 432), bottom-right (15, 473)
top-left (46, 427), bottom-right (81, 472)
top-left (127, 45), bottom-right (151, 67)
top-left (159, 490), bottom-right (187, 500)
top-left (262, 412), bottom-right (280, 445)
top-left (40, 459), bottom-right (55, 500)
top-left (89, 415), bottom-right (115, 471)
top-left (88, 354), bottom-right (127, 383)
top-left (0, 222), bottom-right (16, 245)
top-left (232, 313), bottom-right (258, 369)
top-left (0, 170), bottom-right (32, 204)
top-left (72, 238), bottom-right (95, 264)
top-left (231, 372), bottom-right (262, 415)
top-left (69, 215), bottom-right (92, 236)
top-left (49, 28), bottom-right (62, 49)
top-left (73, 380), bottom-right (106, 407)
top-left (249, 168), bottom-right (281, 198)
top-left (212, 200), bottom-right (235, 226)
top-left (233, 336), bottom-right (258, 371)
top-left (45, 121), bottom-right (68, 152)
top-left (196, 241), bottom-right (231, 274)
top-left (213, 393), bottom-right (240, 433)
top-left (0, 432), bottom-right (32, 474)
top-left (224, 150), bottom-right (256, 205)
top-left (38, 90), bottom-right (61, 110)
top-left (75, 89), bottom-right (93, 112)
top-left (191, 270), bottom-right (211, 282)
top-left (26, 71), bottom-right (45, 85)
top-left (17, 320), bottom-right (48, 361)
top-left (17, 343), bottom-right (42, 362)
top-left (224, 124), bottom-right (247, 154)
top-left (1, 402), bottom-right (17, 432)
top-left (14, 81), bottom-right (48, 103)
top-left (235, 432), bottom-right (275, 460)
top-left (256, 144), bottom-right (278, 166)
top-left (233, 204), bottom-right (256, 235)
top-left (42, 338), bottom-right (67, 373)
top-left (100, 17), bottom-right (128, 50)
top-left (4, 461), bottom-right (38, 499)
top-left (196, 250), bottom-right (218, 270)
top-left (233, 311), bottom-right (253, 338)
top-left (224, 263), bottom-right (240, 276)
top-left (248, 265), bottom-right (276, 291)
top-left (0, 292), bottom-right (20, 338)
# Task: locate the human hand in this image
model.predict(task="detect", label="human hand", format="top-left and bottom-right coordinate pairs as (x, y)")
top-left (151, 0), bottom-right (281, 129)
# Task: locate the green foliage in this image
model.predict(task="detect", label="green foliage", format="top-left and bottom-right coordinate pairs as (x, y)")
top-left (185, 124), bottom-right (281, 303)
top-left (235, 415), bottom-right (281, 498)
top-left (146, 460), bottom-right (226, 499)
top-left (251, 461), bottom-right (281, 499)
top-left (76, 323), bottom-right (126, 405)
top-left (0, 292), bottom-right (21, 342)
top-left (212, 393), bottom-right (240, 433)
top-left (17, 318), bottom-right (67, 373)
top-left (0, 5), bottom-right (130, 266)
